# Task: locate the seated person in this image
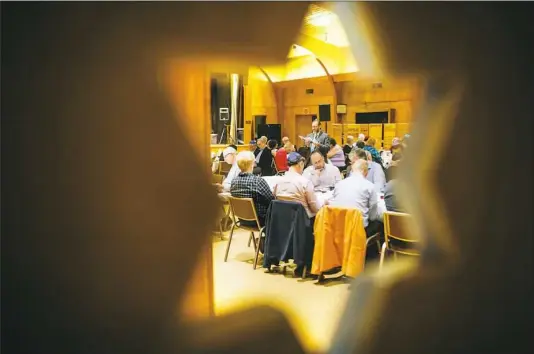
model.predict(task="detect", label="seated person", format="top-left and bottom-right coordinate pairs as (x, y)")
top-left (384, 179), bottom-right (406, 213)
top-left (230, 151), bottom-right (274, 227)
top-left (303, 151), bottom-right (342, 190)
top-left (355, 141), bottom-right (365, 149)
top-left (327, 137), bottom-right (346, 172)
top-left (253, 136), bottom-right (275, 176)
top-left (268, 139), bottom-right (278, 157)
top-left (363, 137), bottom-right (384, 166)
top-left (211, 144), bottom-right (237, 173)
top-left (348, 148), bottom-right (386, 194)
top-left (343, 135), bottom-right (355, 155)
top-left (297, 140), bottom-right (311, 168)
top-left (274, 142), bottom-right (293, 172)
top-left (248, 139), bottom-right (257, 152)
top-left (219, 147), bottom-right (240, 192)
top-left (386, 152), bottom-right (403, 182)
top-left (328, 159), bottom-right (384, 237)
top-left (273, 152), bottom-right (321, 219)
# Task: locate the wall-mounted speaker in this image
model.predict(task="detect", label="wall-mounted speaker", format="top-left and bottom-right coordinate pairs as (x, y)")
top-left (319, 104), bottom-right (331, 122)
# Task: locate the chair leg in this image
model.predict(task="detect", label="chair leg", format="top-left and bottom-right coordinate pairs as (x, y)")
top-left (248, 232), bottom-right (253, 247)
top-left (224, 224), bottom-right (236, 262)
top-left (219, 219), bottom-right (224, 240)
top-left (378, 242), bottom-right (387, 271)
top-left (251, 232), bottom-right (257, 253)
top-left (253, 236), bottom-right (262, 270)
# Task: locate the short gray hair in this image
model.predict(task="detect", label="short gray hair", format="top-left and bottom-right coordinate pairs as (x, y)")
top-left (351, 159), bottom-right (369, 175)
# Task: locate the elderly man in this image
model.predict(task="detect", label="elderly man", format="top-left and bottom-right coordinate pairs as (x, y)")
top-left (230, 151), bottom-right (274, 227)
top-left (281, 136), bottom-right (290, 146)
top-left (219, 146), bottom-right (240, 192)
top-left (343, 135), bottom-right (355, 155)
top-left (349, 148), bottom-right (386, 193)
top-left (302, 119), bottom-right (330, 153)
top-left (273, 152), bottom-right (320, 219)
top-left (328, 159), bottom-right (384, 237)
top-left (303, 151), bottom-right (342, 190)
top-left (357, 133), bottom-right (366, 143)
top-left (253, 136), bottom-right (275, 176)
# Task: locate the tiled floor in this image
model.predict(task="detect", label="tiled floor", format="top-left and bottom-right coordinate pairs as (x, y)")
top-left (212, 229), bottom-right (351, 353)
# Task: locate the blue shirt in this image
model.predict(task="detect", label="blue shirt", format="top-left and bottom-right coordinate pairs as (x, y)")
top-left (329, 173), bottom-right (381, 228)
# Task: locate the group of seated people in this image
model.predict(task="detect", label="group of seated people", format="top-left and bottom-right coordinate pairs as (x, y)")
top-left (221, 134), bottom-right (408, 239)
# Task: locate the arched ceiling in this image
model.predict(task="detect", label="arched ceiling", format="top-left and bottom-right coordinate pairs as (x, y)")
top-left (260, 3), bottom-right (358, 82)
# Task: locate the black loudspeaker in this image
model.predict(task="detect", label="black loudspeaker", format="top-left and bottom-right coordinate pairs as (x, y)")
top-left (319, 104), bottom-right (331, 122)
top-left (257, 124), bottom-right (281, 144)
top-left (254, 115), bottom-right (267, 139)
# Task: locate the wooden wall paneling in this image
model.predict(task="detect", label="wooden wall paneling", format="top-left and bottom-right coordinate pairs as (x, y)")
top-left (383, 123), bottom-right (397, 150)
top-left (331, 124), bottom-right (343, 145)
top-left (368, 124), bottom-right (383, 147)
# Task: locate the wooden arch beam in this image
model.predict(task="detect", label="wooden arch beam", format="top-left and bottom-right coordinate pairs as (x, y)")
top-left (315, 57), bottom-right (338, 134)
top-left (257, 66), bottom-right (280, 126)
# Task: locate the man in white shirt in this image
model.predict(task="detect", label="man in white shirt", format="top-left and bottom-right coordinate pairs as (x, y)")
top-left (219, 147), bottom-right (240, 192)
top-left (328, 159), bottom-right (384, 237)
top-left (303, 151), bottom-right (342, 190)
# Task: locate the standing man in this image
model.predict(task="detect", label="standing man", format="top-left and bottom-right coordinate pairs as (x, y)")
top-left (303, 119), bottom-right (330, 155)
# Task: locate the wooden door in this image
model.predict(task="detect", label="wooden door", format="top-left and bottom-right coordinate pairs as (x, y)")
top-left (295, 115), bottom-right (314, 148)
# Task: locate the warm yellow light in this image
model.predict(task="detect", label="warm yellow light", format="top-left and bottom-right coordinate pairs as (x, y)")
top-left (307, 12), bottom-right (332, 27)
top-left (288, 44), bottom-right (315, 59)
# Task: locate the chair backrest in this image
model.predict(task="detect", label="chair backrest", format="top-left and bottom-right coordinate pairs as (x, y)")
top-left (383, 211), bottom-right (420, 254)
top-left (211, 173), bottom-right (224, 184)
top-left (227, 196), bottom-right (260, 226)
top-left (219, 161), bottom-right (233, 175)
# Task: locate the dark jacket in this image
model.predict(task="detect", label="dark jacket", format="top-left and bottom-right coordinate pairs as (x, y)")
top-left (254, 147), bottom-right (275, 176)
top-left (263, 200), bottom-right (314, 269)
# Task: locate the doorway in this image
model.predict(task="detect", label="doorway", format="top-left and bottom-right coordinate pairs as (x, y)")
top-left (295, 114), bottom-right (316, 148)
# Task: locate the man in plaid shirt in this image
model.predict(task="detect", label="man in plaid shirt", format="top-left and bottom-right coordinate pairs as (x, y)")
top-left (230, 151), bottom-right (275, 227)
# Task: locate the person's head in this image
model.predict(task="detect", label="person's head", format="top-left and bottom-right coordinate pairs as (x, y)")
top-left (351, 159), bottom-right (369, 178)
top-left (267, 139), bottom-right (277, 150)
top-left (357, 133), bottom-right (365, 142)
top-left (346, 135), bottom-right (354, 145)
top-left (311, 119), bottom-right (321, 133)
top-left (284, 142), bottom-right (294, 153)
top-left (282, 136), bottom-right (289, 145)
top-left (248, 140), bottom-right (257, 151)
top-left (257, 136), bottom-right (268, 148)
top-left (349, 148), bottom-right (368, 164)
top-left (222, 146), bottom-right (237, 164)
top-left (366, 137), bottom-right (376, 147)
top-left (329, 137), bottom-right (337, 148)
top-left (356, 141), bottom-right (365, 149)
top-left (310, 151), bottom-right (326, 170)
top-left (287, 152), bottom-right (306, 174)
top-left (236, 151), bottom-right (255, 173)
